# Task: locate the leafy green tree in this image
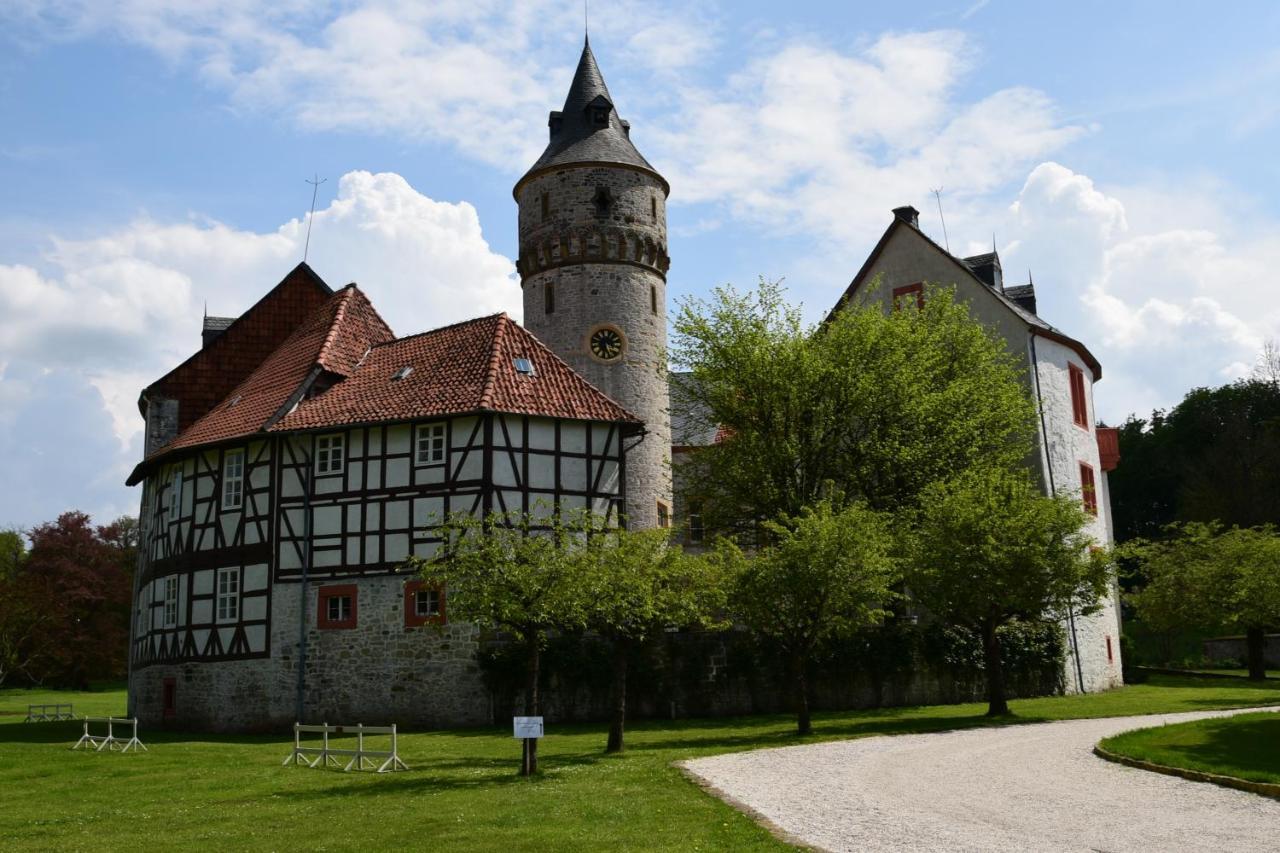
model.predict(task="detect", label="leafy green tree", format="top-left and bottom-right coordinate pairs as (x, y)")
top-left (575, 528), bottom-right (730, 752)
top-left (1124, 523), bottom-right (1280, 679)
top-left (415, 508), bottom-right (593, 775)
top-left (910, 469), bottom-right (1111, 716)
top-left (669, 278), bottom-right (1036, 533)
top-left (730, 500), bottom-right (898, 734)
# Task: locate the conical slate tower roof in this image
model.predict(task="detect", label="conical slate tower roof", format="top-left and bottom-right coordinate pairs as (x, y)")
top-left (515, 38), bottom-right (666, 195)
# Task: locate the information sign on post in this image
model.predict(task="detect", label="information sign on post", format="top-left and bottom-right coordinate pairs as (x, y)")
top-left (513, 716), bottom-right (544, 739)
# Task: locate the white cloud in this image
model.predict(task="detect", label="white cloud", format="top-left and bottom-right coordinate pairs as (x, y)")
top-left (0, 170), bottom-right (517, 525)
top-left (997, 162), bottom-right (1280, 423)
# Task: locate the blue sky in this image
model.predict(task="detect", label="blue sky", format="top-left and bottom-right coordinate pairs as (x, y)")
top-left (2, 1), bottom-right (1279, 530)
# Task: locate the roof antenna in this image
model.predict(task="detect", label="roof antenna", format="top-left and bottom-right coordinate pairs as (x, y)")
top-left (931, 187), bottom-right (951, 254)
top-left (303, 173), bottom-right (327, 263)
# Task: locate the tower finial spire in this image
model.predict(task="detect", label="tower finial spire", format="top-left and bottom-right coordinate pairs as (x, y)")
top-left (584, 0), bottom-right (589, 43)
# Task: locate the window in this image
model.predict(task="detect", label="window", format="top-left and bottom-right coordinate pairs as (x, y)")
top-left (318, 584), bottom-right (357, 629)
top-left (892, 282), bottom-right (924, 311)
top-left (416, 423), bottom-right (446, 466)
top-left (650, 195), bottom-right (657, 220)
top-left (657, 500), bottom-right (671, 529)
top-left (223, 449), bottom-right (244, 510)
top-left (1106, 635), bottom-right (1114, 664)
top-left (404, 580), bottom-right (446, 627)
top-left (513, 357), bottom-right (535, 375)
top-left (163, 576), bottom-right (178, 627)
top-left (541, 192), bottom-right (549, 222)
top-left (687, 501), bottom-right (705, 544)
top-left (168, 468), bottom-right (183, 517)
top-left (593, 186), bottom-right (612, 217)
top-left (1079, 462), bottom-right (1097, 516)
top-left (1069, 364), bottom-right (1089, 428)
top-left (316, 434), bottom-right (344, 475)
top-left (216, 567), bottom-right (239, 622)
top-left (650, 285), bottom-right (658, 315)
top-left (545, 281), bottom-right (555, 315)
top-left (591, 106), bottom-right (609, 126)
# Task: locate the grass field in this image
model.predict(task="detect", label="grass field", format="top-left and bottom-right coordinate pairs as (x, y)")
top-left (1099, 710), bottom-right (1280, 785)
top-left (3, 675), bottom-right (1280, 852)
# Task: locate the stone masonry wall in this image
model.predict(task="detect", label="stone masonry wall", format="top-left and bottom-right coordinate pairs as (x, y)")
top-left (132, 574), bottom-right (490, 732)
top-left (518, 166), bottom-right (672, 530)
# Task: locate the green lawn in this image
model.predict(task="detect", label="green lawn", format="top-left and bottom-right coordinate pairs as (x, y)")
top-left (3, 676), bottom-right (1280, 852)
top-left (1099, 711), bottom-right (1280, 785)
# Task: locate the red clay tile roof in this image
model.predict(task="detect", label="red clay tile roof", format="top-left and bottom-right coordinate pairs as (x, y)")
top-left (273, 313), bottom-right (640, 431)
top-left (129, 291), bottom-right (638, 484)
top-left (147, 284), bottom-right (395, 459)
top-left (142, 262), bottom-right (333, 432)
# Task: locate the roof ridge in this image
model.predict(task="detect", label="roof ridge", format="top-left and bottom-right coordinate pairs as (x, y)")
top-left (477, 313), bottom-right (509, 410)
top-left (315, 286), bottom-right (357, 374)
top-left (346, 282), bottom-right (396, 341)
top-left (371, 312), bottom-right (507, 349)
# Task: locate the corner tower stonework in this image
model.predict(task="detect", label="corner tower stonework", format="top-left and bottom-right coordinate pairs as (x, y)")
top-left (515, 40), bottom-right (672, 529)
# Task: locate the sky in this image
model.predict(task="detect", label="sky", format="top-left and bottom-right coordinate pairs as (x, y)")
top-left (2, 1), bottom-right (1279, 531)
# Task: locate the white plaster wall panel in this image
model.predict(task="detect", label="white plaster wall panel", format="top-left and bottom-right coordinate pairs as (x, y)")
top-left (245, 625), bottom-right (266, 652)
top-left (562, 456), bottom-right (587, 491)
top-left (384, 534), bottom-right (409, 563)
top-left (493, 451), bottom-right (519, 487)
top-left (192, 599), bottom-right (212, 624)
top-left (417, 465), bottom-right (445, 486)
top-left (219, 513), bottom-right (237, 544)
top-left (346, 461), bottom-right (363, 491)
top-left (385, 500), bottom-right (409, 530)
top-left (529, 419), bottom-right (556, 450)
top-left (456, 450), bottom-right (482, 481)
top-left (387, 425), bottom-right (410, 454)
top-left (243, 524), bottom-right (259, 545)
top-left (278, 543), bottom-right (301, 571)
top-left (528, 455), bottom-right (555, 489)
top-left (562, 422), bottom-right (587, 454)
top-left (313, 505), bottom-right (341, 536)
top-left (345, 539), bottom-right (360, 565)
top-left (242, 596), bottom-right (267, 622)
top-left (364, 535), bottom-right (380, 563)
top-left (315, 477), bottom-right (341, 495)
top-left (244, 564), bottom-right (268, 591)
top-left (386, 458), bottom-right (410, 488)
top-left (313, 549), bottom-right (340, 568)
top-left (503, 415), bottom-right (525, 446)
top-left (413, 540), bottom-right (439, 559)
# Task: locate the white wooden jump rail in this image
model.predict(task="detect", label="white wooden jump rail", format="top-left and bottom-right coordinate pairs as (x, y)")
top-left (72, 717), bottom-right (147, 753)
top-left (24, 703), bottom-right (75, 722)
top-left (282, 723), bottom-right (408, 773)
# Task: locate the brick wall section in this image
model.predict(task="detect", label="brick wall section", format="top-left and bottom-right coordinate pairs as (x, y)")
top-left (143, 263), bottom-right (333, 439)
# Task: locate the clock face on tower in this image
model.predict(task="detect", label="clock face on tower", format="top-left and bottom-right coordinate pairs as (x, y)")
top-left (589, 326), bottom-right (625, 361)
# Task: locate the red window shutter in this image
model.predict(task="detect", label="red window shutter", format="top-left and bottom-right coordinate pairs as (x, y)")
top-left (317, 584), bottom-right (358, 629)
top-left (1079, 462), bottom-right (1097, 516)
top-left (892, 282), bottom-right (924, 311)
top-left (404, 579), bottom-right (447, 627)
top-left (1069, 364), bottom-right (1088, 428)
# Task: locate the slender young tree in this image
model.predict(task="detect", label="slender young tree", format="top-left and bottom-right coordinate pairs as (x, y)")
top-left (576, 528), bottom-right (730, 753)
top-left (415, 508), bottom-right (592, 776)
top-left (730, 500), bottom-right (898, 735)
top-left (909, 469), bottom-right (1111, 716)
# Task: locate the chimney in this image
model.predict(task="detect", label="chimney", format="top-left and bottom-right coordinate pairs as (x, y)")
top-left (892, 205), bottom-right (919, 228)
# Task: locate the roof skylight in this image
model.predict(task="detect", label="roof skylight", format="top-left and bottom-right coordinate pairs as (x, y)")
top-left (513, 357), bottom-right (535, 375)
top-left (391, 366), bottom-right (413, 381)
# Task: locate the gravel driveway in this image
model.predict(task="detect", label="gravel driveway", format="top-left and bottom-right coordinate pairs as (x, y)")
top-left (681, 707), bottom-right (1280, 852)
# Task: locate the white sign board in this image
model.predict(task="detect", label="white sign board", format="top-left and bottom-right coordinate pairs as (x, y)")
top-left (513, 716), bottom-right (544, 739)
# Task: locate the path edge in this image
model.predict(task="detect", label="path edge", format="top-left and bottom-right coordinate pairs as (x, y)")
top-left (1093, 744), bottom-right (1280, 801)
top-left (676, 761), bottom-right (828, 852)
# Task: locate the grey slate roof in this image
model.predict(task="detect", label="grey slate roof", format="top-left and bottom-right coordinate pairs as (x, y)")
top-left (1003, 284), bottom-right (1038, 314)
top-left (515, 39), bottom-right (665, 194)
top-left (203, 316), bottom-right (236, 333)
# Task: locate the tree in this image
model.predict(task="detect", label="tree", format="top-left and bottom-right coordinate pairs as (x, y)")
top-left (730, 500), bottom-right (898, 734)
top-left (1124, 523), bottom-right (1280, 679)
top-left (415, 508), bottom-right (593, 776)
top-left (1109, 380), bottom-right (1280, 543)
top-left (575, 528), bottom-right (730, 752)
top-left (670, 278), bottom-right (1036, 533)
top-left (1254, 338), bottom-right (1280, 388)
top-left (909, 469), bottom-right (1110, 716)
top-left (0, 529), bottom-right (39, 687)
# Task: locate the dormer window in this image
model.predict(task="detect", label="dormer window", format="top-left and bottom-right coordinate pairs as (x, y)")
top-left (548, 111), bottom-right (563, 137)
top-left (586, 95), bottom-right (612, 128)
top-left (593, 186), bottom-right (613, 217)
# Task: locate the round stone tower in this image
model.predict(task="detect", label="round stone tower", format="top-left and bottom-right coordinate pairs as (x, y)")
top-left (514, 38), bottom-right (672, 529)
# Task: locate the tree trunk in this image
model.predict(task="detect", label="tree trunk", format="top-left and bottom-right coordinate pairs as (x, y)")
top-left (982, 620), bottom-right (1010, 717)
top-left (521, 635), bottom-right (540, 776)
top-left (606, 638), bottom-right (629, 753)
top-left (1246, 626), bottom-right (1267, 681)
top-left (793, 650), bottom-right (812, 735)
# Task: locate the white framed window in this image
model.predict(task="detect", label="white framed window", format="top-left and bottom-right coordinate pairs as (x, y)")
top-left (163, 576), bottom-right (179, 627)
top-left (316, 434), bottom-right (345, 475)
top-left (168, 468), bottom-right (183, 517)
top-left (415, 586), bottom-right (441, 618)
top-left (216, 567), bottom-right (239, 622)
top-left (416, 423), bottom-right (446, 466)
top-left (223, 449), bottom-right (244, 509)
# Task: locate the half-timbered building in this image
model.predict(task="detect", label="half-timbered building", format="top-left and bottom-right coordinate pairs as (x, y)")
top-left (127, 273), bottom-right (638, 730)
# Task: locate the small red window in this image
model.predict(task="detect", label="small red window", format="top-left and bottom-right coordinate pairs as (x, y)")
top-left (892, 282), bottom-right (924, 311)
top-left (162, 677), bottom-right (176, 718)
top-left (317, 584), bottom-right (358, 629)
top-left (404, 580), bottom-right (446, 627)
top-left (1069, 364), bottom-right (1088, 428)
top-left (1079, 462), bottom-right (1097, 516)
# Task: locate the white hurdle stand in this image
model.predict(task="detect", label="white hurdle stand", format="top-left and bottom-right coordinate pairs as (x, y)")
top-left (282, 723), bottom-right (408, 773)
top-left (72, 717), bottom-right (147, 753)
top-left (24, 703), bottom-right (75, 722)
